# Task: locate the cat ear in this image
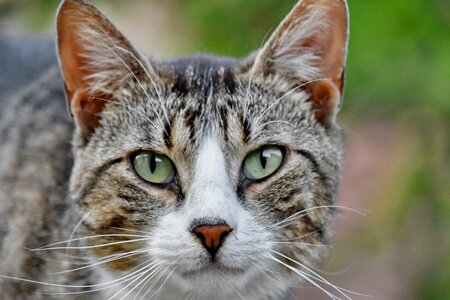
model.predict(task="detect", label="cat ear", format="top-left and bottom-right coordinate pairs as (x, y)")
top-left (250, 0), bottom-right (349, 125)
top-left (56, 0), bottom-right (157, 138)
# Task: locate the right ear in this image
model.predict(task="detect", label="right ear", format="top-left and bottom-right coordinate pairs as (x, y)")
top-left (244, 0), bottom-right (349, 126)
top-left (56, 0), bottom-right (157, 139)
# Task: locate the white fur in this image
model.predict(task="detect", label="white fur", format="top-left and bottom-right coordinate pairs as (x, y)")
top-left (145, 136), bottom-right (287, 300)
top-left (186, 136), bottom-right (239, 227)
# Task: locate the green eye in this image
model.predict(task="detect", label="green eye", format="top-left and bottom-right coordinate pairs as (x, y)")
top-left (243, 146), bottom-right (284, 181)
top-left (132, 151), bottom-right (175, 184)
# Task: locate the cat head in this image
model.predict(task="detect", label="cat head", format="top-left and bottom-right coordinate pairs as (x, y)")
top-left (57, 0), bottom-right (348, 298)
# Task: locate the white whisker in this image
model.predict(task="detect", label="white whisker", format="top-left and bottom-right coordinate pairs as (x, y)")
top-left (0, 258), bottom-right (155, 291)
top-left (257, 120), bottom-right (298, 130)
top-left (252, 78), bottom-right (328, 128)
top-left (48, 259), bottom-right (160, 296)
top-left (89, 97), bottom-right (158, 129)
top-left (66, 212), bottom-right (90, 257)
top-left (233, 286), bottom-right (246, 300)
top-left (31, 234), bottom-right (147, 251)
top-left (269, 205), bottom-right (366, 231)
top-left (105, 226), bottom-right (150, 234)
top-left (49, 250), bottom-right (146, 275)
top-left (265, 254), bottom-right (342, 300)
top-left (31, 237), bottom-right (151, 251)
top-left (114, 46), bottom-right (170, 126)
top-left (243, 27), bottom-right (273, 123)
top-left (115, 264), bottom-right (163, 300)
top-left (132, 265), bottom-right (164, 300)
top-left (140, 265), bottom-right (170, 300)
top-left (267, 241), bottom-right (328, 247)
top-left (149, 265), bottom-right (176, 300)
top-left (99, 41), bottom-right (168, 137)
top-left (272, 250), bottom-right (370, 298)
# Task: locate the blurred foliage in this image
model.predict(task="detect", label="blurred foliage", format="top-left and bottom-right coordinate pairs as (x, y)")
top-left (346, 0), bottom-right (450, 118)
top-left (1, 0), bottom-right (449, 298)
top-left (173, 0), bottom-right (294, 55)
top-left (0, 0), bottom-right (57, 29)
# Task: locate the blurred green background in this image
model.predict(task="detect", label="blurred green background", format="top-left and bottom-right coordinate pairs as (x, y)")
top-left (1, 0), bottom-right (449, 299)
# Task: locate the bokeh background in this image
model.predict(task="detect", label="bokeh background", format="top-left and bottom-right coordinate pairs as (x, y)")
top-left (1, 0), bottom-right (449, 299)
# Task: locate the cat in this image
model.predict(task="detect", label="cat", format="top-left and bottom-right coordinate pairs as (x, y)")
top-left (0, 0), bottom-right (350, 299)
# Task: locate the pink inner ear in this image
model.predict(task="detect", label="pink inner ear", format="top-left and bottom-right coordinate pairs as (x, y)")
top-left (70, 89), bottom-right (106, 136)
top-left (305, 79), bottom-right (340, 125)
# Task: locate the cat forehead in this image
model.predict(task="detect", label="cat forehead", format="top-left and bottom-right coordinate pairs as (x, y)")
top-left (137, 54), bottom-right (310, 125)
top-left (157, 54), bottom-right (242, 97)
top-left (95, 53), bottom-right (314, 162)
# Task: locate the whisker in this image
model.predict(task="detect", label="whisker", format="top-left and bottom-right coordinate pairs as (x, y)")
top-left (272, 251), bottom-right (370, 298)
top-left (105, 226), bottom-right (150, 234)
top-left (244, 27), bottom-right (273, 123)
top-left (112, 264), bottom-right (163, 300)
top-left (252, 261), bottom-right (285, 286)
top-left (251, 78), bottom-right (331, 136)
top-left (149, 266), bottom-right (176, 299)
top-left (267, 241), bottom-right (329, 247)
top-left (257, 120), bottom-right (299, 130)
top-left (265, 254), bottom-right (342, 300)
top-left (233, 286), bottom-right (246, 300)
top-left (139, 265), bottom-right (170, 300)
top-left (49, 259), bottom-right (160, 296)
top-left (30, 234), bottom-right (147, 251)
top-left (30, 237), bottom-right (151, 251)
top-left (132, 265), bottom-right (164, 300)
top-left (49, 250), bottom-right (147, 275)
top-left (0, 258), bottom-right (155, 291)
top-left (99, 41), bottom-right (168, 138)
top-left (88, 96), bottom-right (158, 129)
top-left (269, 205), bottom-right (366, 231)
top-left (250, 84), bottom-right (304, 140)
top-left (113, 46), bottom-right (170, 126)
top-left (66, 212), bottom-right (90, 257)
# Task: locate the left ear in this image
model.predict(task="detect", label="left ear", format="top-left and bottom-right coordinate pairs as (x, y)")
top-left (250, 0), bottom-right (349, 125)
top-left (56, 0), bottom-right (159, 140)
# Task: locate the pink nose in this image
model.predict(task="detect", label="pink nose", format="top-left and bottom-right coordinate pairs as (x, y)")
top-left (192, 224), bottom-right (233, 257)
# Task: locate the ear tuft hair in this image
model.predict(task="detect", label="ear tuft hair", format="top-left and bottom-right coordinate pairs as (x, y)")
top-left (56, 0), bottom-right (157, 138)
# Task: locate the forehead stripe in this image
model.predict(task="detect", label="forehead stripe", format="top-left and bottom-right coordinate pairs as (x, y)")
top-left (163, 116), bottom-right (172, 149)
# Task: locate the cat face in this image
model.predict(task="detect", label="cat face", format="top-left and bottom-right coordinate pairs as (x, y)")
top-left (57, 0), bottom-right (348, 298)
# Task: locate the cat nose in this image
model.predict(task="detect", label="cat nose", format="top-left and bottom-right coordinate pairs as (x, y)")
top-left (191, 222), bottom-right (233, 258)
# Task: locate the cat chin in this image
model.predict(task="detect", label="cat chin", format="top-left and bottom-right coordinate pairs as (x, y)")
top-left (166, 265), bottom-right (291, 300)
top-left (177, 263), bottom-right (247, 278)
top-left (87, 255), bottom-right (292, 300)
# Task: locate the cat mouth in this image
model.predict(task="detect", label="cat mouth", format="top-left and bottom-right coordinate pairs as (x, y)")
top-left (180, 263), bottom-right (246, 277)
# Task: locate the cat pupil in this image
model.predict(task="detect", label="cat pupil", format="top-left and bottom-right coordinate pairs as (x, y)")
top-left (260, 150), bottom-right (267, 169)
top-left (150, 154), bottom-right (157, 173)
